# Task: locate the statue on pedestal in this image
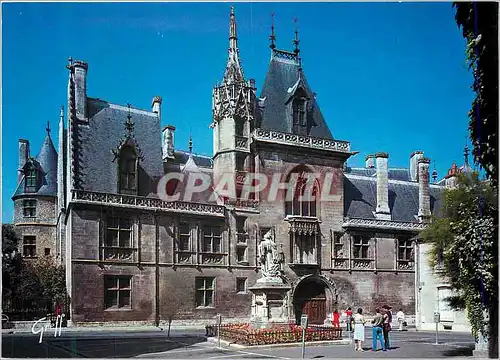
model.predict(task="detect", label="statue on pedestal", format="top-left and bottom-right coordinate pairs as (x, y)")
top-left (258, 229), bottom-right (282, 281)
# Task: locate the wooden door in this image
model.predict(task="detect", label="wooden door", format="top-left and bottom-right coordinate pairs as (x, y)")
top-left (302, 299), bottom-right (326, 324)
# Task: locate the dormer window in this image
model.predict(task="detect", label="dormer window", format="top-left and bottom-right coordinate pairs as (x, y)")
top-left (292, 97), bottom-right (306, 127)
top-left (118, 145), bottom-right (138, 195)
top-left (24, 162), bottom-right (38, 192)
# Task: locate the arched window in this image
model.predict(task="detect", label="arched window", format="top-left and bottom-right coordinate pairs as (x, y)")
top-left (285, 167), bottom-right (318, 217)
top-left (118, 146), bottom-right (138, 195)
top-left (24, 162), bottom-right (38, 192)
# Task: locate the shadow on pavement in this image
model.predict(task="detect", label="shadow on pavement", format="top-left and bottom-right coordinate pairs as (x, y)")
top-left (3, 335), bottom-right (208, 358)
top-left (442, 345), bottom-right (474, 357)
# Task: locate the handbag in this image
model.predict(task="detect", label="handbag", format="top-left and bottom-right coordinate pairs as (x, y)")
top-left (384, 322), bottom-right (392, 332)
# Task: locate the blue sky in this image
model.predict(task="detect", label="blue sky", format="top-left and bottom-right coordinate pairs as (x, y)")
top-left (2, 2), bottom-right (474, 222)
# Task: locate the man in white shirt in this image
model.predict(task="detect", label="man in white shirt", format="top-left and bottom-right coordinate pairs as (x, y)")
top-left (396, 309), bottom-right (405, 331)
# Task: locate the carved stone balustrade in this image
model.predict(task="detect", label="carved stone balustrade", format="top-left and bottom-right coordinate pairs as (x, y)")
top-left (253, 129), bottom-right (351, 153)
top-left (343, 217), bottom-right (426, 232)
top-left (72, 189), bottom-right (226, 217)
top-left (285, 216), bottom-right (320, 235)
top-left (223, 197), bottom-right (259, 210)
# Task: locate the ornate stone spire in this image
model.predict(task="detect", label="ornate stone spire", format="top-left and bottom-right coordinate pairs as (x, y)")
top-left (125, 103), bottom-right (135, 134)
top-left (463, 143), bottom-right (470, 167)
top-left (223, 6), bottom-right (244, 83)
top-left (432, 160), bottom-right (437, 183)
top-left (293, 17), bottom-right (300, 55)
top-left (229, 6), bottom-right (237, 51)
top-left (188, 130), bottom-right (193, 154)
top-left (269, 12), bottom-right (276, 50)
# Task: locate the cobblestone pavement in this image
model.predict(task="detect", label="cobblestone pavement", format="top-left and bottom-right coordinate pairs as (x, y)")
top-left (2, 328), bottom-right (475, 358)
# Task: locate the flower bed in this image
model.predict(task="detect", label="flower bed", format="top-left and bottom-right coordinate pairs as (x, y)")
top-left (207, 323), bottom-right (342, 346)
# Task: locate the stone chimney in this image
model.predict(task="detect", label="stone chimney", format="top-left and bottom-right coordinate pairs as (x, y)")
top-left (418, 157), bottom-right (431, 223)
top-left (18, 139), bottom-right (30, 183)
top-left (410, 151), bottom-right (424, 181)
top-left (152, 96), bottom-right (162, 118)
top-left (73, 60), bottom-right (88, 120)
top-left (375, 152), bottom-right (391, 220)
top-left (365, 154), bottom-right (375, 169)
top-left (162, 125), bottom-right (175, 160)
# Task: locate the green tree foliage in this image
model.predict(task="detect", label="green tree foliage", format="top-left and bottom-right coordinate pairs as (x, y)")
top-left (34, 256), bottom-right (70, 310)
top-left (2, 225), bottom-right (69, 315)
top-left (421, 173), bottom-right (498, 356)
top-left (454, 2), bottom-right (498, 186)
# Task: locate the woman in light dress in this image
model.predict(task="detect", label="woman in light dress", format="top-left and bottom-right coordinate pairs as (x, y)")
top-left (353, 308), bottom-right (366, 351)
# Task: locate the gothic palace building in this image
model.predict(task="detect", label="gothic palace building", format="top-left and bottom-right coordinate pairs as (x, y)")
top-left (12, 8), bottom-right (466, 326)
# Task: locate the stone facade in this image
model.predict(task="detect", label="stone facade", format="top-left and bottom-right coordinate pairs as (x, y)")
top-left (12, 7), bottom-right (458, 327)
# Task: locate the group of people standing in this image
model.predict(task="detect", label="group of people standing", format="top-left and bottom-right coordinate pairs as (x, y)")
top-left (333, 305), bottom-right (400, 352)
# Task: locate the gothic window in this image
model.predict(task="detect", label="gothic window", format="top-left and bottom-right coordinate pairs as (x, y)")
top-left (178, 223), bottom-right (190, 252)
top-left (104, 276), bottom-right (132, 309)
top-left (352, 235), bottom-right (370, 259)
top-left (285, 167), bottom-right (318, 217)
top-left (23, 199), bottom-right (36, 217)
top-left (195, 277), bottom-right (215, 307)
top-left (23, 236), bottom-right (36, 258)
top-left (397, 239), bottom-right (414, 261)
top-left (202, 225), bottom-right (222, 253)
top-left (293, 233), bottom-right (317, 264)
top-left (24, 163), bottom-right (38, 192)
top-left (118, 146), bottom-right (138, 195)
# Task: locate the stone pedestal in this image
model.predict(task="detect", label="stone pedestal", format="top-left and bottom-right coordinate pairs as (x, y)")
top-left (249, 278), bottom-right (291, 329)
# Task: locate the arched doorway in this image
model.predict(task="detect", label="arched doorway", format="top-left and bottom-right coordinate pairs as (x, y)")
top-left (293, 276), bottom-right (336, 325)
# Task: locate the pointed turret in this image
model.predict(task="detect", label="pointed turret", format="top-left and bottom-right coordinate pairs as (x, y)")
top-left (12, 122), bottom-right (58, 199)
top-left (36, 122), bottom-right (58, 196)
top-left (212, 6), bottom-right (256, 180)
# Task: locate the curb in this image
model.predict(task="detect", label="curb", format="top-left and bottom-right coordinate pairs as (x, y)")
top-left (207, 336), bottom-right (351, 349)
top-left (2, 326), bottom-right (206, 335)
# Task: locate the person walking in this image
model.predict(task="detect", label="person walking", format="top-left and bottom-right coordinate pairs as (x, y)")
top-left (371, 308), bottom-right (386, 351)
top-left (382, 305), bottom-right (393, 349)
top-left (353, 308), bottom-right (366, 351)
top-left (396, 308), bottom-right (405, 331)
top-left (345, 307), bottom-right (353, 332)
top-left (332, 310), bottom-right (341, 328)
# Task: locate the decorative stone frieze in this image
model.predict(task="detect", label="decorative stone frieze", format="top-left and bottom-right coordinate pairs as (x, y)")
top-left (253, 129), bottom-right (351, 153)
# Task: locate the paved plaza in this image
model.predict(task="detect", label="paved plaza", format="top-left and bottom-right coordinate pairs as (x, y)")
top-left (2, 328), bottom-right (475, 358)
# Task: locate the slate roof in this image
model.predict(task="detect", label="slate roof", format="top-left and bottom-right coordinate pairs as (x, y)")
top-left (76, 98), bottom-right (164, 196)
top-left (12, 133), bottom-right (58, 198)
top-left (344, 174), bottom-right (444, 222)
top-left (172, 150), bottom-right (213, 169)
top-left (345, 167), bottom-right (412, 182)
top-left (258, 51), bottom-right (333, 139)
